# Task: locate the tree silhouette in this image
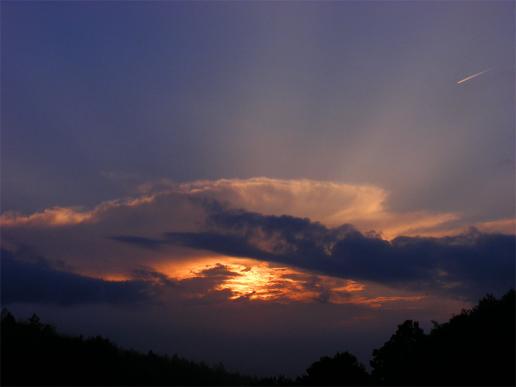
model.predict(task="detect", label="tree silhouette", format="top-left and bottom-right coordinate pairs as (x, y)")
top-left (2, 289), bottom-right (514, 386)
top-left (424, 290), bottom-right (516, 386)
top-left (0, 310), bottom-right (268, 386)
top-left (370, 320), bottom-right (425, 385)
top-left (300, 351), bottom-right (371, 385)
top-left (370, 290), bottom-right (516, 386)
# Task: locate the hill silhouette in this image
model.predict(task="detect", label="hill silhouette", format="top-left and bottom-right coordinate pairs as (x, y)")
top-left (1, 289), bottom-right (514, 385)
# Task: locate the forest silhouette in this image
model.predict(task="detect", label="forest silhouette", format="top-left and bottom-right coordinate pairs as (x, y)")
top-left (1, 289), bottom-right (514, 386)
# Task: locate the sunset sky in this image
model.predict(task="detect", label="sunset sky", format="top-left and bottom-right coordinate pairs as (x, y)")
top-left (1, 1), bottom-right (514, 376)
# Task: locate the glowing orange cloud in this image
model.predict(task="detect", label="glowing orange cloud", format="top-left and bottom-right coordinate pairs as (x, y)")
top-left (183, 258), bottom-right (426, 306)
top-left (1, 178), bottom-right (513, 249)
top-left (0, 207), bottom-right (94, 227)
top-left (94, 255), bottom-right (427, 307)
top-left (0, 195), bottom-right (155, 227)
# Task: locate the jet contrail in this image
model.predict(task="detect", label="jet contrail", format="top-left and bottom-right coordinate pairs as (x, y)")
top-left (456, 68), bottom-right (492, 85)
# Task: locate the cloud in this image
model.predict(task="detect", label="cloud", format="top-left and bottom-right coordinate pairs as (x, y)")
top-left (0, 249), bottom-right (247, 306)
top-left (110, 235), bottom-right (165, 250)
top-left (114, 206), bottom-right (514, 300)
top-left (1, 178), bottom-right (513, 302)
top-left (0, 249), bottom-right (154, 305)
top-left (150, 178), bottom-right (463, 239)
top-left (1, 178), bottom-right (465, 239)
top-left (0, 207), bottom-right (94, 227)
top-left (0, 246), bottom-right (429, 311)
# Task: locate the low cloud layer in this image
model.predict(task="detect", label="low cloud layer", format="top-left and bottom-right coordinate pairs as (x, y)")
top-left (1, 247), bottom-right (420, 308)
top-left (115, 206), bottom-right (515, 300)
top-left (1, 178), bottom-right (514, 304)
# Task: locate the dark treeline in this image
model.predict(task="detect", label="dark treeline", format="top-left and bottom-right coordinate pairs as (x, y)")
top-left (1, 289), bottom-right (514, 386)
top-left (0, 312), bottom-right (270, 386)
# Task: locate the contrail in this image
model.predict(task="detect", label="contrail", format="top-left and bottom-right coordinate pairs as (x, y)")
top-left (456, 68), bottom-right (492, 85)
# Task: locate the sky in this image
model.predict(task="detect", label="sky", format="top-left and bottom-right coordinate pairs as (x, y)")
top-left (1, 0), bottom-right (515, 377)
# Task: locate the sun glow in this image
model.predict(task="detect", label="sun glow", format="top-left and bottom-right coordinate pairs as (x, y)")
top-left (154, 256), bottom-right (368, 302)
top-left (217, 264), bottom-right (278, 300)
top-left (213, 263), bottom-right (312, 301)
top-left (94, 256), bottom-right (425, 306)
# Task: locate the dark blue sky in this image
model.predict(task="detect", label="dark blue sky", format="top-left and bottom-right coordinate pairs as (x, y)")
top-left (2, 1), bottom-right (514, 220)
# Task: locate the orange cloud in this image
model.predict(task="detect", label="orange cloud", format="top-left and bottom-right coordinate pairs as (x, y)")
top-left (0, 207), bottom-right (93, 227)
top-left (1, 178), bottom-right (513, 287)
top-left (91, 254), bottom-right (428, 308)
top-left (3, 177), bottom-right (511, 240)
top-left (0, 195), bottom-right (155, 227)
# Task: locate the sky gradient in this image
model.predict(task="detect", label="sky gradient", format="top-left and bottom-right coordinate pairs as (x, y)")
top-left (1, 0), bottom-right (515, 377)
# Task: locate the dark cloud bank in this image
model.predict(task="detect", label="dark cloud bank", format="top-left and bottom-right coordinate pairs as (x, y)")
top-left (2, 207), bottom-right (514, 306)
top-left (0, 250), bottom-right (155, 305)
top-left (113, 207), bottom-right (515, 300)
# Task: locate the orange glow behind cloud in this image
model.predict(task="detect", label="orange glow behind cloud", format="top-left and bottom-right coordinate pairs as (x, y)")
top-left (101, 256), bottom-right (426, 307)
